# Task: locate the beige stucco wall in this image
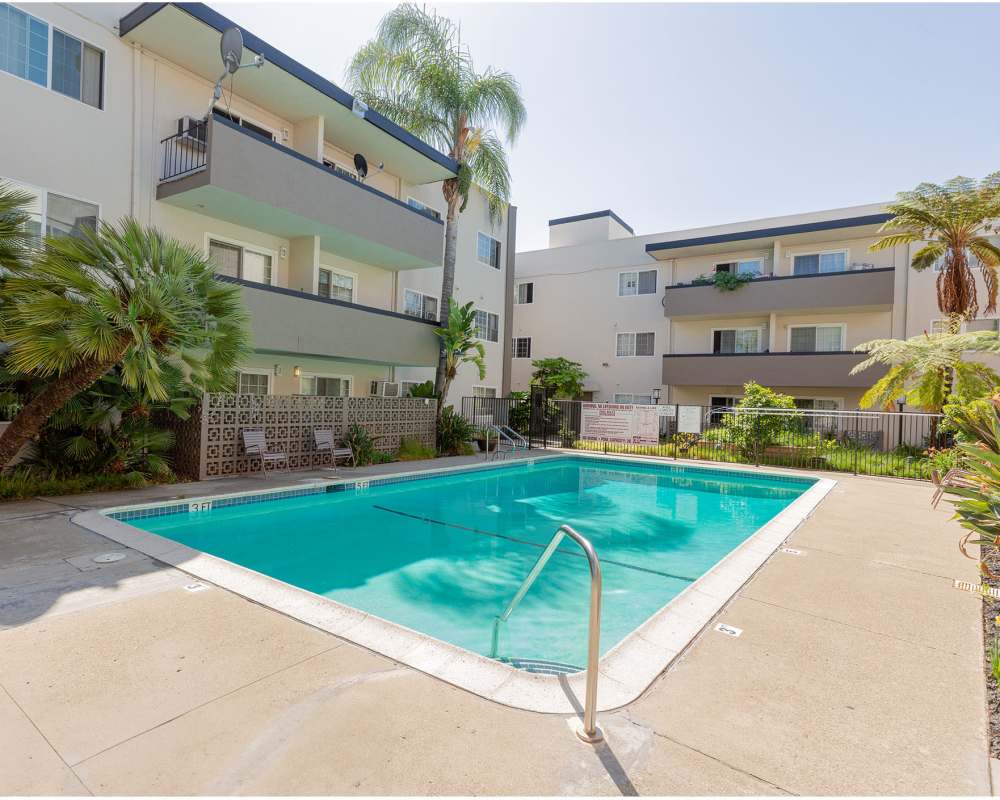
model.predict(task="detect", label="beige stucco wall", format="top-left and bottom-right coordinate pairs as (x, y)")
top-left (669, 385), bottom-right (868, 409)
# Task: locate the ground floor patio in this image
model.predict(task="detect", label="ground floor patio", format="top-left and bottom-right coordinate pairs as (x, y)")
top-left (0, 455), bottom-right (989, 795)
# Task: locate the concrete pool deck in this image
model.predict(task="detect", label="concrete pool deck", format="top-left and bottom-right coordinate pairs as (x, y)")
top-left (0, 454), bottom-right (990, 795)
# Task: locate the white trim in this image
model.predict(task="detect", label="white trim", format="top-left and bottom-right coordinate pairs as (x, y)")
top-left (473, 307), bottom-right (500, 343)
top-left (403, 287), bottom-right (440, 321)
top-left (471, 385), bottom-right (498, 397)
top-left (298, 372), bottom-right (353, 397)
top-left (237, 369), bottom-right (271, 396)
top-left (616, 268), bottom-right (658, 297)
top-left (511, 336), bottom-right (532, 359)
top-left (514, 281), bottom-right (533, 305)
top-left (204, 233), bottom-right (278, 286)
top-left (318, 264), bottom-right (358, 303)
top-left (786, 322), bottom-right (846, 352)
top-left (615, 330), bottom-right (656, 358)
top-left (406, 196), bottom-right (442, 221)
top-left (790, 248), bottom-right (850, 276)
top-left (476, 230), bottom-right (502, 269)
top-left (2, 176), bottom-right (102, 237)
top-left (709, 325), bottom-right (765, 354)
top-left (712, 257), bottom-right (765, 276)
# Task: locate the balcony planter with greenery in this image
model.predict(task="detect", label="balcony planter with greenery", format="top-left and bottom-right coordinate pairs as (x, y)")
top-left (691, 271), bottom-right (755, 291)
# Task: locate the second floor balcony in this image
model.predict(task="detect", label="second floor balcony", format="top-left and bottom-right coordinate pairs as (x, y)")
top-left (662, 351), bottom-right (887, 388)
top-left (157, 114), bottom-right (445, 271)
top-left (663, 267), bottom-right (895, 319)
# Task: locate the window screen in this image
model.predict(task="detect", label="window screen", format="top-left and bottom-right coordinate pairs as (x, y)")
top-left (516, 283), bottom-right (533, 304)
top-left (45, 193), bottom-right (98, 239)
top-left (512, 337), bottom-right (531, 358)
top-left (474, 310), bottom-right (499, 342)
top-left (477, 233), bottom-right (501, 268)
top-left (0, 4), bottom-right (47, 87)
top-left (238, 373), bottom-right (269, 395)
top-left (208, 240), bottom-right (241, 278)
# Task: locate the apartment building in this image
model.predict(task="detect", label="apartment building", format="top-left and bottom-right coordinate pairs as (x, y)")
top-left (512, 207), bottom-right (999, 410)
top-left (0, 2), bottom-right (515, 403)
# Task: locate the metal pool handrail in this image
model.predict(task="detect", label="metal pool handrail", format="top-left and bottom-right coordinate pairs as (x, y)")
top-left (490, 524), bottom-right (604, 742)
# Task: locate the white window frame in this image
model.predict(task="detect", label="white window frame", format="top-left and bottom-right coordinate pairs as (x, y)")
top-left (299, 372), bottom-right (353, 397)
top-left (204, 233), bottom-right (277, 286)
top-left (708, 394), bottom-right (742, 407)
top-left (472, 385), bottom-right (498, 398)
top-left (613, 393), bottom-right (654, 405)
top-left (3, 177), bottom-right (101, 238)
top-left (0, 7), bottom-right (107, 112)
top-left (515, 282), bottom-right (533, 304)
top-left (615, 331), bottom-right (655, 358)
top-left (214, 106), bottom-right (276, 141)
top-left (237, 369), bottom-right (271, 396)
top-left (786, 322), bottom-right (846, 352)
top-left (616, 269), bottom-right (657, 297)
top-left (403, 288), bottom-right (440, 321)
top-left (710, 326), bottom-right (763, 354)
top-left (474, 308), bottom-right (500, 343)
top-left (476, 231), bottom-right (502, 269)
top-left (930, 317), bottom-right (968, 334)
top-left (317, 264), bottom-right (358, 303)
top-left (406, 196), bottom-right (442, 221)
top-left (791, 248), bottom-right (850, 276)
top-left (512, 336), bottom-right (532, 359)
top-left (713, 258), bottom-right (764, 276)
top-left (793, 396), bottom-right (844, 410)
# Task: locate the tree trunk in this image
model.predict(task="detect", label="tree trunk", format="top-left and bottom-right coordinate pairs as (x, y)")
top-left (434, 189), bottom-right (461, 401)
top-left (0, 354), bottom-right (124, 470)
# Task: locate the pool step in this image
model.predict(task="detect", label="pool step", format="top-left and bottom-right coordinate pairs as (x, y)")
top-left (501, 656), bottom-right (582, 675)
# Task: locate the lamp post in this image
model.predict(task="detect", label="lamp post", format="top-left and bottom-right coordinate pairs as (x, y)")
top-left (652, 388), bottom-right (662, 405)
top-left (896, 395), bottom-right (906, 447)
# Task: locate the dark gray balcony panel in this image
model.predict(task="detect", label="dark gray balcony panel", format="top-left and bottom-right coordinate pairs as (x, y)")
top-left (662, 351), bottom-right (887, 388)
top-left (663, 269), bottom-right (894, 319)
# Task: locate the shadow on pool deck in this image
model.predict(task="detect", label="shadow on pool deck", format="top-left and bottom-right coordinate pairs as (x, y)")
top-left (0, 453), bottom-right (990, 795)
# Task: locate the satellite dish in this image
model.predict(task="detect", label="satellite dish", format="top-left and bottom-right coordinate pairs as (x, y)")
top-left (353, 153), bottom-right (369, 179)
top-left (220, 27), bottom-right (244, 75)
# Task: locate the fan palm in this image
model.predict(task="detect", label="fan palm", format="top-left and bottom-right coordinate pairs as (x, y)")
top-left (433, 299), bottom-right (485, 420)
top-left (870, 174), bottom-right (1000, 326)
top-left (0, 182), bottom-right (35, 273)
top-left (851, 330), bottom-right (1000, 413)
top-left (347, 5), bottom-right (525, 394)
top-left (0, 218), bottom-right (250, 469)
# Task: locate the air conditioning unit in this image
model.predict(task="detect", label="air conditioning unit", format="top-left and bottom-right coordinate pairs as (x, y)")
top-left (370, 381), bottom-right (401, 397)
top-left (176, 116), bottom-right (207, 144)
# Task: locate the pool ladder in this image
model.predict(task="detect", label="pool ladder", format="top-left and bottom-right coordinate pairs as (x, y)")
top-left (484, 425), bottom-right (529, 460)
top-left (490, 524), bottom-right (604, 742)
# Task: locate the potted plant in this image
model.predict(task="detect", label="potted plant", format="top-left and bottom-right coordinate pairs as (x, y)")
top-left (473, 427), bottom-right (498, 452)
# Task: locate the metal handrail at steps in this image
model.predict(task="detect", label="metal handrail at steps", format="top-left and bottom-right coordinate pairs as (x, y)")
top-left (484, 424), bottom-right (529, 459)
top-left (490, 524), bottom-right (604, 742)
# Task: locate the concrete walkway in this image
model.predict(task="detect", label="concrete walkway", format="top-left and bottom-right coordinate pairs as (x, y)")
top-left (0, 458), bottom-right (989, 795)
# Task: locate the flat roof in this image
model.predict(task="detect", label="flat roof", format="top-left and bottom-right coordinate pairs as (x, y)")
top-left (548, 209), bottom-right (634, 235)
top-left (119, 2), bottom-right (458, 183)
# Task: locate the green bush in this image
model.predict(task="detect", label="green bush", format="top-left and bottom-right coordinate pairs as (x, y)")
top-left (0, 470), bottom-right (168, 502)
top-left (405, 380), bottom-right (436, 398)
top-left (397, 437), bottom-right (436, 461)
top-left (343, 424), bottom-right (392, 466)
top-left (722, 382), bottom-right (800, 460)
top-left (438, 406), bottom-right (475, 455)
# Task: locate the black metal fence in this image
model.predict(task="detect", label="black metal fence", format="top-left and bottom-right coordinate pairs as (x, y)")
top-left (461, 394), bottom-right (946, 480)
top-left (160, 120), bottom-right (208, 182)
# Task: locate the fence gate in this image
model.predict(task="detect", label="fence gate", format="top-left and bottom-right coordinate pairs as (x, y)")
top-left (529, 386), bottom-right (549, 447)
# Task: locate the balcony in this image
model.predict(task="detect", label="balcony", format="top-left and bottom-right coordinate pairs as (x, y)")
top-left (662, 351), bottom-right (887, 388)
top-left (663, 268), bottom-right (895, 319)
top-left (157, 115), bottom-right (444, 270)
top-left (228, 277), bottom-right (440, 367)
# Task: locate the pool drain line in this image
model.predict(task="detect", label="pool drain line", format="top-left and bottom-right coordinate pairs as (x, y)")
top-left (371, 504), bottom-right (698, 583)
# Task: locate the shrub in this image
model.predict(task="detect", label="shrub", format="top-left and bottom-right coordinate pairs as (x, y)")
top-left (722, 381), bottom-right (800, 460)
top-left (0, 469), bottom-right (168, 502)
top-left (406, 380), bottom-right (435, 398)
top-left (397, 437), bottom-right (436, 461)
top-left (437, 406), bottom-right (475, 455)
top-left (343, 424), bottom-right (388, 466)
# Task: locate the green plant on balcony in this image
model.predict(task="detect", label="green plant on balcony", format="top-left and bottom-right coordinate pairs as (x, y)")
top-left (692, 271), bottom-right (754, 292)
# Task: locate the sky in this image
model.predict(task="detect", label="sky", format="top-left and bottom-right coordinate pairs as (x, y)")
top-left (223, 2), bottom-right (1000, 252)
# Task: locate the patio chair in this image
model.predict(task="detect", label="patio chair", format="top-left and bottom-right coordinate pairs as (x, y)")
top-left (930, 468), bottom-right (979, 508)
top-left (314, 429), bottom-right (355, 470)
top-left (242, 429), bottom-right (289, 477)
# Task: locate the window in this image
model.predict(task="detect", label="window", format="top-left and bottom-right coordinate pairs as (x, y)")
top-left (715, 259), bottom-right (762, 276)
top-left (616, 331), bottom-right (655, 357)
top-left (477, 232), bottom-right (501, 269)
top-left (618, 270), bottom-right (657, 296)
top-left (794, 398), bottom-right (841, 411)
top-left (515, 282), bottom-right (533, 304)
top-left (613, 393), bottom-right (653, 405)
top-left (317, 267), bottom-right (355, 302)
top-left (406, 197), bottom-right (442, 221)
top-left (472, 386), bottom-right (497, 398)
top-left (207, 238), bottom-right (273, 285)
top-left (474, 310), bottom-right (499, 342)
top-left (237, 372), bottom-right (269, 395)
top-left (0, 4), bottom-right (48, 87)
top-left (934, 249), bottom-right (982, 272)
top-left (512, 337), bottom-right (531, 358)
top-left (793, 251), bottom-right (847, 275)
top-left (214, 108), bottom-right (275, 141)
top-left (789, 324), bottom-right (844, 352)
top-left (403, 289), bottom-right (439, 321)
top-left (400, 380), bottom-right (423, 396)
top-left (3, 180), bottom-right (99, 240)
top-left (300, 375), bottom-right (351, 397)
top-left (968, 318), bottom-right (999, 333)
top-left (52, 29), bottom-right (102, 109)
top-left (712, 327), bottom-right (760, 354)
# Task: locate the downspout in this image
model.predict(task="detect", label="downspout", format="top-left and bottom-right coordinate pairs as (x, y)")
top-left (501, 205), bottom-right (518, 396)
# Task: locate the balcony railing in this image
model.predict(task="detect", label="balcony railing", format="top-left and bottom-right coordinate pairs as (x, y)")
top-left (662, 350), bottom-right (887, 388)
top-left (160, 120), bottom-right (208, 182)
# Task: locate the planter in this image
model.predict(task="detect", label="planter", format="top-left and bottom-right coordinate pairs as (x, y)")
top-left (474, 437), bottom-right (498, 452)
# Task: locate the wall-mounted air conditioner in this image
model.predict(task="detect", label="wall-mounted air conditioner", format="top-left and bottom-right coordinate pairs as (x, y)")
top-left (177, 116), bottom-right (207, 144)
top-left (371, 381), bottom-right (401, 397)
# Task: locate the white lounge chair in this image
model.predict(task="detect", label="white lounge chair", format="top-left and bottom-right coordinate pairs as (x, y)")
top-left (314, 429), bottom-right (355, 470)
top-left (242, 429), bottom-right (288, 476)
top-left (930, 468), bottom-right (978, 508)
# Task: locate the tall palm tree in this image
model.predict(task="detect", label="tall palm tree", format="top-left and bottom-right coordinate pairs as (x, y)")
top-left (870, 174), bottom-right (1000, 328)
top-left (433, 299), bottom-right (485, 420)
top-left (0, 217), bottom-right (250, 469)
top-left (851, 330), bottom-right (1000, 413)
top-left (347, 5), bottom-right (526, 395)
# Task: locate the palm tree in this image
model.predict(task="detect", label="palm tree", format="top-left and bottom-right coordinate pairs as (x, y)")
top-left (347, 5), bottom-right (526, 395)
top-left (870, 174), bottom-right (1000, 328)
top-left (0, 217), bottom-right (250, 469)
top-left (851, 330), bottom-right (1000, 413)
top-left (433, 299), bottom-right (485, 420)
top-left (0, 181), bottom-right (34, 272)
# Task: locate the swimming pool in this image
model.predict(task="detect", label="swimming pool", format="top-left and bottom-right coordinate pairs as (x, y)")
top-left (78, 454), bottom-right (833, 711)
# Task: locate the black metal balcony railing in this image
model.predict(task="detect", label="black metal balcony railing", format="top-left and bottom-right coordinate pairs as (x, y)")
top-left (160, 121), bottom-right (208, 182)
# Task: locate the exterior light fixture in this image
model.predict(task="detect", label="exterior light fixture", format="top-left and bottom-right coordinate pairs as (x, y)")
top-left (273, 364), bottom-right (282, 376)
top-left (652, 388), bottom-right (662, 403)
top-left (293, 365), bottom-right (301, 378)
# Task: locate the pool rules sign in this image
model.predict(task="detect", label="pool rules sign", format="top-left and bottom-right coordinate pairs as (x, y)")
top-left (580, 403), bottom-right (659, 445)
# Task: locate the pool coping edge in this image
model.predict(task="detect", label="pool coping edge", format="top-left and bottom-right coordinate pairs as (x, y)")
top-left (71, 453), bottom-right (835, 715)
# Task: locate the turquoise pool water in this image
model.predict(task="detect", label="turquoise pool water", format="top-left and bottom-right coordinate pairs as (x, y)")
top-left (136, 456), bottom-right (812, 668)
